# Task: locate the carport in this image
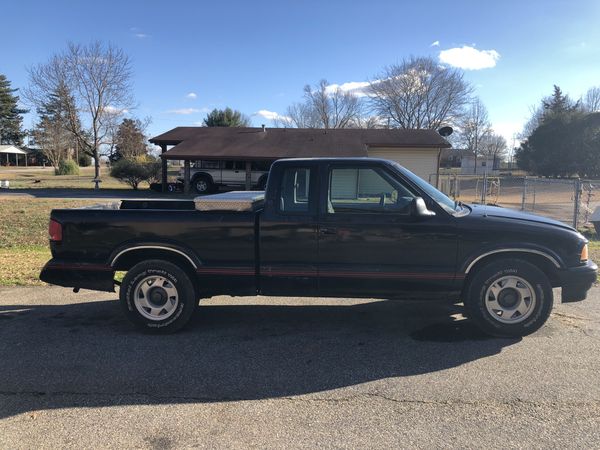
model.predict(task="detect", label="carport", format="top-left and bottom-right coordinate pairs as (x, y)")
top-left (149, 127), bottom-right (451, 194)
top-left (0, 145), bottom-right (28, 167)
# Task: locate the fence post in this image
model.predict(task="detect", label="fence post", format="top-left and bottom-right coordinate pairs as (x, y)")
top-left (481, 172), bottom-right (487, 204)
top-left (573, 178), bottom-right (581, 229)
top-left (521, 177), bottom-right (527, 210)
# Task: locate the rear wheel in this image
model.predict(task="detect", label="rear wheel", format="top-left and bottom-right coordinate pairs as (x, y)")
top-left (119, 260), bottom-right (196, 333)
top-left (464, 258), bottom-right (553, 337)
top-left (193, 176), bottom-right (212, 194)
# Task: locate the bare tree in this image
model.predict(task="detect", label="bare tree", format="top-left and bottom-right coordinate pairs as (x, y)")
top-left (481, 133), bottom-right (507, 162)
top-left (280, 102), bottom-right (317, 128)
top-left (32, 116), bottom-right (69, 169)
top-left (27, 41), bottom-right (134, 179)
top-left (350, 115), bottom-right (385, 129)
top-left (368, 56), bottom-right (472, 129)
top-left (584, 87), bottom-right (600, 112)
top-left (283, 80), bottom-right (363, 128)
top-left (458, 99), bottom-right (492, 173)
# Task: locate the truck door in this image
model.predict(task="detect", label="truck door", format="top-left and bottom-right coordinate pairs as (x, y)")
top-left (317, 161), bottom-right (458, 299)
top-left (259, 163), bottom-right (319, 296)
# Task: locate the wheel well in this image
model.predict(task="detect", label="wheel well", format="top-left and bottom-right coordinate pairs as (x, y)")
top-left (112, 249), bottom-right (199, 293)
top-left (192, 172), bottom-right (213, 184)
top-left (463, 251), bottom-right (561, 289)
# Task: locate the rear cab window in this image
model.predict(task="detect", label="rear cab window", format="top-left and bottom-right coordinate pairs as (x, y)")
top-left (278, 167), bottom-right (314, 214)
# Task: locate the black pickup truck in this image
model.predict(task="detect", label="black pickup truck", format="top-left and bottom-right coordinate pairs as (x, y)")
top-left (40, 158), bottom-right (597, 336)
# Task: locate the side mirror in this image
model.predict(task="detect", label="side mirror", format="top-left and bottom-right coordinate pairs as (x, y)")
top-left (410, 197), bottom-right (436, 217)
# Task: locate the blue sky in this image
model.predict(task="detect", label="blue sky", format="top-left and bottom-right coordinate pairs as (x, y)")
top-left (2, 0), bottom-right (600, 145)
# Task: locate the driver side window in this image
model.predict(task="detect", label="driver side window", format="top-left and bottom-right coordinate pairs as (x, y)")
top-left (328, 167), bottom-right (415, 214)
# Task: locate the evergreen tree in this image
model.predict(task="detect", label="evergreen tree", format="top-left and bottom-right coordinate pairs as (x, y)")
top-left (0, 74), bottom-right (28, 145)
top-left (203, 107), bottom-right (250, 127)
top-left (542, 85), bottom-right (580, 118)
top-left (113, 118), bottom-right (147, 161)
top-left (516, 85), bottom-right (600, 177)
top-left (32, 82), bottom-right (81, 168)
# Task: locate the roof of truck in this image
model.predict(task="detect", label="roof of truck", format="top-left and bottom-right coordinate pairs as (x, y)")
top-left (150, 127), bottom-right (451, 160)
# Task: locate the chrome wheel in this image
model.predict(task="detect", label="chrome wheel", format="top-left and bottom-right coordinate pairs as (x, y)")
top-left (485, 275), bottom-right (536, 324)
top-left (133, 275), bottom-right (179, 321)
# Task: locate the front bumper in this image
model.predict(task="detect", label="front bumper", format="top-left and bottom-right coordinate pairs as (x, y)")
top-left (40, 258), bottom-right (115, 292)
top-left (559, 259), bottom-right (597, 302)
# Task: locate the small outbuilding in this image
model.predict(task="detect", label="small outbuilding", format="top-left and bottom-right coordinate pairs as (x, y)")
top-left (149, 127), bottom-right (451, 193)
top-left (0, 145), bottom-right (29, 167)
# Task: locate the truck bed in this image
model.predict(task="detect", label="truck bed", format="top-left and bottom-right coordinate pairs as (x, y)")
top-left (43, 200), bottom-right (260, 294)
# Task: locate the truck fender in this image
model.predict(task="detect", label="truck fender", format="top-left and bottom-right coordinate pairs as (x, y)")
top-left (461, 246), bottom-right (563, 275)
top-left (110, 244), bottom-right (202, 270)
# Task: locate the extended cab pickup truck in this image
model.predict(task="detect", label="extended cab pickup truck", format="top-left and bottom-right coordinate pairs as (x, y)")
top-left (40, 158), bottom-right (597, 336)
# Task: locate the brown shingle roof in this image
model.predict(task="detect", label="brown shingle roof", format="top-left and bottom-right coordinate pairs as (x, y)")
top-left (150, 127), bottom-right (451, 160)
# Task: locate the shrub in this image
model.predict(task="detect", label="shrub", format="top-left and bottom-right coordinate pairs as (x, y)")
top-left (78, 153), bottom-right (92, 167)
top-left (55, 159), bottom-right (80, 175)
top-left (110, 157), bottom-right (161, 190)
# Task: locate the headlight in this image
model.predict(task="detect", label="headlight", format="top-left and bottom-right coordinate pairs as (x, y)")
top-left (580, 243), bottom-right (589, 262)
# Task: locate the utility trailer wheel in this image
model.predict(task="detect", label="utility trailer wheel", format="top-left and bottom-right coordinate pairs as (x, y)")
top-left (463, 258), bottom-right (553, 337)
top-left (120, 259), bottom-right (196, 333)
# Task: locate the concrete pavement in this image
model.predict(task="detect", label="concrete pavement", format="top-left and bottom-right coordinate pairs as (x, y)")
top-left (0, 286), bottom-right (599, 448)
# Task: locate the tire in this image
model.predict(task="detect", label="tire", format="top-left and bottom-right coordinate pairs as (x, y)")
top-left (463, 258), bottom-right (553, 337)
top-left (193, 176), bottom-right (212, 195)
top-left (257, 175), bottom-right (268, 190)
top-left (119, 260), bottom-right (196, 333)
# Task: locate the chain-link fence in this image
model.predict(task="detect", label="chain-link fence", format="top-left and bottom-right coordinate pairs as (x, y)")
top-left (430, 173), bottom-right (600, 230)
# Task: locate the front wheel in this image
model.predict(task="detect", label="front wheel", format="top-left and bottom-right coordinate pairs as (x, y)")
top-left (464, 258), bottom-right (553, 337)
top-left (119, 260), bottom-right (197, 333)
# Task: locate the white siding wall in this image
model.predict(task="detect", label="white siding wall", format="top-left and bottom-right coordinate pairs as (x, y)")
top-left (367, 147), bottom-right (440, 182)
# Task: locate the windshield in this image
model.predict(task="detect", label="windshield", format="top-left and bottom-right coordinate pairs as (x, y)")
top-left (390, 162), bottom-right (466, 215)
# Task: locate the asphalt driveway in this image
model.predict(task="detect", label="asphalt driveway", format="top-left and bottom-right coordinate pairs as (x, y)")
top-left (0, 286), bottom-right (599, 448)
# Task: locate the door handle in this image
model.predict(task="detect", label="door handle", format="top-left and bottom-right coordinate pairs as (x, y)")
top-left (319, 227), bottom-right (338, 235)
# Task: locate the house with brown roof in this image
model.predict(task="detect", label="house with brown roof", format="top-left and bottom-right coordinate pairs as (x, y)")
top-left (150, 126), bottom-right (451, 193)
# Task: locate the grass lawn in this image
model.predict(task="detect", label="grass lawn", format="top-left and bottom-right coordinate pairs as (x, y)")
top-left (0, 198), bottom-right (97, 286)
top-left (0, 166), bottom-right (182, 190)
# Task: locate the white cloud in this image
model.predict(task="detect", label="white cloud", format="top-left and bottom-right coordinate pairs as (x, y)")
top-left (130, 27), bottom-right (149, 39)
top-left (325, 81), bottom-right (372, 97)
top-left (104, 106), bottom-right (128, 115)
top-left (254, 109), bottom-right (290, 122)
top-left (166, 108), bottom-right (200, 115)
top-left (186, 92), bottom-right (197, 99)
top-left (439, 45), bottom-right (500, 70)
top-left (430, 40), bottom-right (440, 47)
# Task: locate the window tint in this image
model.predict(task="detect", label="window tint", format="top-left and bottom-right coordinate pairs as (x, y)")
top-left (279, 168), bottom-right (311, 213)
top-left (224, 161), bottom-right (235, 170)
top-left (328, 167), bottom-right (415, 214)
